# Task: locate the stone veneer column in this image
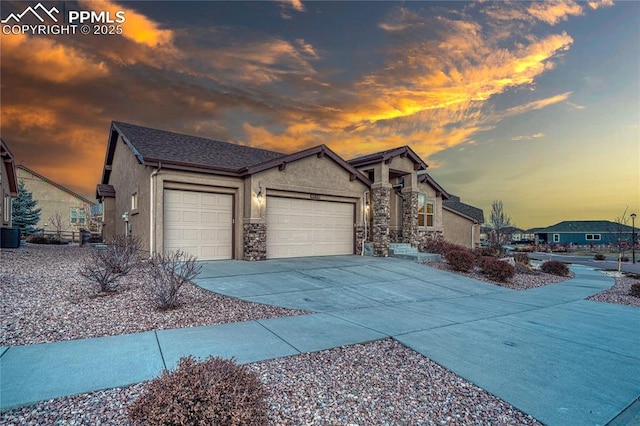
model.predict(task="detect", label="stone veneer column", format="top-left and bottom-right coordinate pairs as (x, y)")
top-left (372, 186), bottom-right (391, 257)
top-left (355, 225), bottom-right (365, 255)
top-left (243, 222), bottom-right (267, 261)
top-left (402, 191), bottom-right (419, 247)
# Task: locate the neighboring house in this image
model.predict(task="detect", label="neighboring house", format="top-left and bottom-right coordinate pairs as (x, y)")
top-left (535, 220), bottom-right (635, 246)
top-left (97, 122), bottom-right (472, 260)
top-left (1, 139), bottom-right (19, 246)
top-left (442, 195), bottom-right (484, 248)
top-left (16, 165), bottom-right (98, 234)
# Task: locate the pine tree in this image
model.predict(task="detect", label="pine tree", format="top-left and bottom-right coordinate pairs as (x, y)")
top-left (12, 180), bottom-right (42, 234)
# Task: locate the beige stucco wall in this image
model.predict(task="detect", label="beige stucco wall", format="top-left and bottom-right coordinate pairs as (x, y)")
top-left (442, 208), bottom-right (480, 248)
top-left (107, 135), bottom-right (153, 251)
top-left (16, 168), bottom-right (94, 235)
top-left (249, 154), bottom-right (369, 224)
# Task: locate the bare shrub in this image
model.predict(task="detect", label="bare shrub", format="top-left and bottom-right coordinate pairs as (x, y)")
top-left (128, 356), bottom-right (268, 426)
top-left (445, 250), bottom-right (475, 272)
top-left (78, 235), bottom-right (142, 293)
top-left (630, 283), bottom-right (640, 298)
top-left (540, 260), bottom-right (570, 277)
top-left (143, 250), bottom-right (202, 310)
top-left (480, 258), bottom-right (515, 282)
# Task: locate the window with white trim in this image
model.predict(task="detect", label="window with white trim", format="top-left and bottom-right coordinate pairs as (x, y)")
top-left (131, 192), bottom-right (138, 211)
top-left (418, 194), bottom-right (434, 227)
top-left (585, 234), bottom-right (601, 241)
top-left (553, 234), bottom-right (560, 243)
top-left (70, 208), bottom-right (86, 225)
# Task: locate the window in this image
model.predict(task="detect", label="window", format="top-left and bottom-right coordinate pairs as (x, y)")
top-left (70, 208), bottom-right (86, 225)
top-left (586, 234), bottom-right (601, 241)
top-left (131, 192), bottom-right (138, 211)
top-left (418, 194), bottom-right (434, 227)
top-left (553, 234), bottom-right (560, 243)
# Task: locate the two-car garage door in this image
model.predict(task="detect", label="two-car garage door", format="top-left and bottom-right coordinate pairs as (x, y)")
top-left (266, 197), bottom-right (354, 259)
top-left (163, 190), bottom-right (354, 260)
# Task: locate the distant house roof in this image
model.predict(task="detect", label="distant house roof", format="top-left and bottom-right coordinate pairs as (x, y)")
top-left (443, 195), bottom-right (484, 223)
top-left (348, 146), bottom-right (428, 171)
top-left (17, 165), bottom-right (95, 205)
top-left (536, 220), bottom-right (634, 234)
top-left (1, 138), bottom-right (18, 195)
top-left (101, 122), bottom-right (370, 186)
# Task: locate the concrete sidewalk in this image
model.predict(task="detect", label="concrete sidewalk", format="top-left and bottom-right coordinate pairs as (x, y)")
top-left (1, 257), bottom-right (639, 426)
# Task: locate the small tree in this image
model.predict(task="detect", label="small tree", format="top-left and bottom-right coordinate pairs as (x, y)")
top-left (610, 208), bottom-right (633, 256)
top-left (489, 200), bottom-right (512, 246)
top-left (12, 180), bottom-right (41, 234)
top-left (143, 250), bottom-right (202, 310)
top-left (79, 235), bottom-right (142, 293)
top-left (49, 212), bottom-right (68, 239)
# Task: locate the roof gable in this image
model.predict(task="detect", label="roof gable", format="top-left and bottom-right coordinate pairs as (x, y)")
top-left (417, 171), bottom-right (450, 199)
top-left (348, 146), bottom-right (428, 171)
top-left (17, 165), bottom-right (95, 205)
top-left (246, 145), bottom-right (371, 186)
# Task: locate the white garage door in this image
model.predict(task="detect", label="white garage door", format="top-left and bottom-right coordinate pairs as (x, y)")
top-left (164, 189), bottom-right (233, 260)
top-left (267, 197), bottom-right (354, 259)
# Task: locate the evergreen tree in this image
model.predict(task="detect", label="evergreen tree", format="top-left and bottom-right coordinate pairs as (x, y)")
top-left (12, 180), bottom-right (42, 234)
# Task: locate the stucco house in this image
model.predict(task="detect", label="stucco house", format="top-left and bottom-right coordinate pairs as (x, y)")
top-left (16, 165), bottom-right (98, 235)
top-left (97, 122), bottom-right (478, 260)
top-left (1, 139), bottom-right (19, 246)
top-left (442, 195), bottom-right (484, 248)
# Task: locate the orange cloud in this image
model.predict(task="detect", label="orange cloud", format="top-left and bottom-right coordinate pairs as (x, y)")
top-left (78, 0), bottom-right (173, 47)
top-left (0, 33), bottom-right (108, 83)
top-left (527, 1), bottom-right (584, 25)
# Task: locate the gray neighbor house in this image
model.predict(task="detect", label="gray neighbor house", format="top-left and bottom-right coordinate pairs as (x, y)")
top-left (96, 122), bottom-right (483, 260)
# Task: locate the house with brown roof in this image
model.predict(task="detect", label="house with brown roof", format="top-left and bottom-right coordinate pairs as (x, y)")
top-left (1, 139), bottom-right (19, 247)
top-left (97, 121), bottom-right (479, 260)
top-left (442, 195), bottom-right (485, 248)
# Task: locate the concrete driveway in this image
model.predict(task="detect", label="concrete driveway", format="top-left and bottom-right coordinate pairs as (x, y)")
top-left (2, 256), bottom-right (638, 425)
top-left (195, 255), bottom-right (640, 426)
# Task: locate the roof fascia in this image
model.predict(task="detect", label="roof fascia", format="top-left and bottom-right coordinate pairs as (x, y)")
top-left (1, 139), bottom-right (18, 195)
top-left (17, 165), bottom-right (95, 205)
top-left (442, 204), bottom-right (480, 223)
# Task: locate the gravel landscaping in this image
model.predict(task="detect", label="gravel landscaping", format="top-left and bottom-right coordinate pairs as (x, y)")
top-left (587, 272), bottom-right (640, 307)
top-left (2, 244), bottom-right (635, 424)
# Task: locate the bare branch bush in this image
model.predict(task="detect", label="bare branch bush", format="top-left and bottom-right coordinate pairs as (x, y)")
top-left (78, 235), bottom-right (143, 293)
top-left (143, 250), bottom-right (202, 310)
top-left (49, 212), bottom-right (68, 239)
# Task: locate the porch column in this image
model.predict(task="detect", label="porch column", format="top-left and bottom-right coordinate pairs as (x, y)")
top-left (371, 184), bottom-right (391, 257)
top-left (402, 191), bottom-right (419, 247)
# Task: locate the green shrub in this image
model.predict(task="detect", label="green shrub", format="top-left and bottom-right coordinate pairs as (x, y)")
top-left (129, 356), bottom-right (268, 426)
top-left (480, 258), bottom-right (515, 282)
top-left (25, 235), bottom-right (64, 245)
top-left (446, 249), bottom-right (475, 272)
top-left (594, 253), bottom-right (606, 261)
top-left (540, 260), bottom-right (570, 277)
top-left (630, 283), bottom-right (640, 298)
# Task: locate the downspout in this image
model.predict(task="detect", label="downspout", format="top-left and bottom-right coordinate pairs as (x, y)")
top-left (471, 223), bottom-right (476, 249)
top-left (150, 162), bottom-right (161, 256)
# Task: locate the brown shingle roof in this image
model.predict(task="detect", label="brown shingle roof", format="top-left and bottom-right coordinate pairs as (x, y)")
top-left (112, 122), bottom-right (286, 171)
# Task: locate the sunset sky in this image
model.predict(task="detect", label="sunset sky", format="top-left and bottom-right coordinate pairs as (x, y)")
top-left (1, 0), bottom-right (638, 229)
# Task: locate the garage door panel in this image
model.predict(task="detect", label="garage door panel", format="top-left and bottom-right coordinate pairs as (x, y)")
top-left (164, 189), bottom-right (233, 261)
top-left (267, 197), bottom-right (354, 259)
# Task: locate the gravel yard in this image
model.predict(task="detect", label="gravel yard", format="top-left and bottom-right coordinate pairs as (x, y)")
top-left (1, 244), bottom-right (635, 425)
